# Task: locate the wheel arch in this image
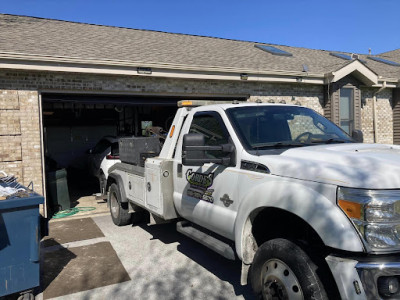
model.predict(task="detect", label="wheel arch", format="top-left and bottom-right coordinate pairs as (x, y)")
top-left (235, 181), bottom-right (364, 264)
top-left (107, 173), bottom-right (127, 203)
top-left (241, 207), bottom-right (327, 265)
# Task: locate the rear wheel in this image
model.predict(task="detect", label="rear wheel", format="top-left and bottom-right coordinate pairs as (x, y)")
top-left (109, 183), bottom-right (131, 226)
top-left (250, 238), bottom-right (328, 300)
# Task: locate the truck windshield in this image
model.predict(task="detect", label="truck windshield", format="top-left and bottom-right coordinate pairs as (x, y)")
top-left (226, 105), bottom-right (353, 150)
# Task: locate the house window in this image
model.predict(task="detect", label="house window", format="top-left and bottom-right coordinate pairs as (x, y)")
top-left (339, 88), bottom-right (354, 134)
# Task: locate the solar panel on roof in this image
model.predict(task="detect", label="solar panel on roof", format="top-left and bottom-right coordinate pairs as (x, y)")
top-left (330, 52), bottom-right (352, 60)
top-left (254, 44), bottom-right (292, 56)
top-left (367, 56), bottom-right (400, 66)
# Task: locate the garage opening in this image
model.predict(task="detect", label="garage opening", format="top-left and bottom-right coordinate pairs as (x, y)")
top-left (42, 93), bottom-right (179, 218)
top-left (41, 93), bottom-right (245, 218)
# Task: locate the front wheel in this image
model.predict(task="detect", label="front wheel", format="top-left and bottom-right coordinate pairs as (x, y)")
top-left (109, 183), bottom-right (131, 226)
top-left (250, 238), bottom-right (328, 300)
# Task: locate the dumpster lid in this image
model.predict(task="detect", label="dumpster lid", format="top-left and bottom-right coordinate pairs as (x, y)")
top-left (0, 195), bottom-right (44, 210)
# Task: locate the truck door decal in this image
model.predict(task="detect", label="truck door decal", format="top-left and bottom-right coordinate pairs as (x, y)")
top-left (186, 169), bottom-right (214, 189)
top-left (186, 169), bottom-right (215, 203)
top-left (220, 194), bottom-right (233, 207)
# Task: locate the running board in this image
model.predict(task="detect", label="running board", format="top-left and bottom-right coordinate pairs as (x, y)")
top-left (176, 221), bottom-right (236, 260)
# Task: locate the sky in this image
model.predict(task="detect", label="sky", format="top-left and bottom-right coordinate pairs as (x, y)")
top-left (1, 0), bottom-right (399, 55)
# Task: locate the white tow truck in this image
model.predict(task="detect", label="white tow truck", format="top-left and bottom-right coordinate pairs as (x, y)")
top-left (107, 100), bottom-right (400, 300)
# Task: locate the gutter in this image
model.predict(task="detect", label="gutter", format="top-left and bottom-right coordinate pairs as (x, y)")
top-left (373, 81), bottom-right (387, 143)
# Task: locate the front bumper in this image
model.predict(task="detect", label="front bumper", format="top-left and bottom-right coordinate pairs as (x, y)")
top-left (357, 261), bottom-right (400, 300)
top-left (326, 255), bottom-right (400, 300)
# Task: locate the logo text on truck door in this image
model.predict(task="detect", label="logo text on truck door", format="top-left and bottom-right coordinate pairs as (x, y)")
top-left (186, 169), bottom-right (214, 203)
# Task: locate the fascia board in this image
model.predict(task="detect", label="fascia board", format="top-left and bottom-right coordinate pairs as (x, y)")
top-left (0, 57), bottom-right (325, 85)
top-left (0, 51), bottom-right (323, 79)
top-left (326, 60), bottom-right (378, 86)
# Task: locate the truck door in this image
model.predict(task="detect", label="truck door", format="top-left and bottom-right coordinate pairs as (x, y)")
top-left (173, 111), bottom-right (239, 240)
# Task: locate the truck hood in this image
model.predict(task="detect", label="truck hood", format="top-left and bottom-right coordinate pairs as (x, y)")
top-left (256, 143), bottom-right (400, 189)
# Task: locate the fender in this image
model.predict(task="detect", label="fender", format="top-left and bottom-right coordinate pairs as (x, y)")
top-left (234, 179), bottom-right (364, 263)
top-left (108, 172), bottom-right (128, 203)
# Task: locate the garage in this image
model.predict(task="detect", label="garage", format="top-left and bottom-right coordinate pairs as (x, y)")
top-left (41, 93), bottom-right (180, 217)
top-left (41, 93), bottom-right (243, 217)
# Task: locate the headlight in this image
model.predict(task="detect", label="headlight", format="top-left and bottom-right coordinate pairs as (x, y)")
top-left (337, 187), bottom-right (400, 252)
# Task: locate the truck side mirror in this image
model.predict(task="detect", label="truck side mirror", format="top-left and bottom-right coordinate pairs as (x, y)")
top-left (182, 134), bottom-right (206, 166)
top-left (182, 133), bottom-right (234, 166)
top-left (351, 130), bottom-right (363, 143)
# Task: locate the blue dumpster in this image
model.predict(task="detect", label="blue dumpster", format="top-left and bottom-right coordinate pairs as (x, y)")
top-left (0, 189), bottom-right (44, 298)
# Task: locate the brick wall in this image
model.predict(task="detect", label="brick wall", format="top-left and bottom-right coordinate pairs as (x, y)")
top-left (0, 70), bottom-right (324, 100)
top-left (0, 89), bottom-right (42, 195)
top-left (248, 94), bottom-right (324, 113)
top-left (361, 88), bottom-right (393, 144)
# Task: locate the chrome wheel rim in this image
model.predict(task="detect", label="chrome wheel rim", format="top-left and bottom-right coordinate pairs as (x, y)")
top-left (261, 259), bottom-right (303, 300)
top-left (110, 192), bottom-right (119, 218)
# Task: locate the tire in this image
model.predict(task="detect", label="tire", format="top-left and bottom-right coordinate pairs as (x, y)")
top-left (109, 183), bottom-right (131, 226)
top-left (250, 238), bottom-right (328, 300)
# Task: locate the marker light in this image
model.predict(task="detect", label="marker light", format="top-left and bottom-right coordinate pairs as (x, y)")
top-left (179, 100), bottom-right (193, 107)
top-left (177, 100), bottom-right (244, 107)
top-left (338, 199), bottom-right (362, 219)
top-left (169, 125), bottom-right (175, 138)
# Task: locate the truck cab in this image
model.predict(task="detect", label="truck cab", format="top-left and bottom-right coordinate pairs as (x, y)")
top-left (107, 100), bottom-right (400, 300)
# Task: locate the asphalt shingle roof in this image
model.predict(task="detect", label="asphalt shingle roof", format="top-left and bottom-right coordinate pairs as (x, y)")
top-left (0, 14), bottom-right (399, 80)
top-left (378, 48), bottom-right (400, 68)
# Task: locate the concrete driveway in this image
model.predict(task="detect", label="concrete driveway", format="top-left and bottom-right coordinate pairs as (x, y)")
top-left (37, 214), bottom-right (253, 300)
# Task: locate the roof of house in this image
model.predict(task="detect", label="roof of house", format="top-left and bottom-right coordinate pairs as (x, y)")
top-left (379, 49), bottom-right (400, 60)
top-left (0, 14), bottom-right (399, 81)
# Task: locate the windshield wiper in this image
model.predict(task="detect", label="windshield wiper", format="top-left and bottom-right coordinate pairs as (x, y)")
top-left (253, 142), bottom-right (305, 149)
top-left (310, 138), bottom-right (350, 144)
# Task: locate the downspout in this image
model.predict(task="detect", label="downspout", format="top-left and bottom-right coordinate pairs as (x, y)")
top-left (372, 81), bottom-right (387, 143)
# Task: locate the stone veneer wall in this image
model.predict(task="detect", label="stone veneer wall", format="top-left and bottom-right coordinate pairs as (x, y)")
top-left (0, 90), bottom-right (42, 194)
top-left (361, 88), bottom-right (393, 144)
top-left (0, 69), bottom-right (394, 195)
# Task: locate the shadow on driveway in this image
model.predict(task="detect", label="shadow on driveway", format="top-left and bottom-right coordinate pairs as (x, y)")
top-left (136, 222), bottom-right (254, 299)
